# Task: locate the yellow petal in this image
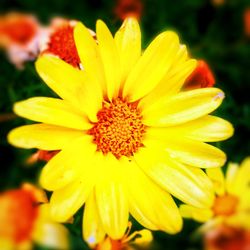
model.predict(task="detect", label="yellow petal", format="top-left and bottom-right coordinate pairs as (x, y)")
top-left (33, 222), bottom-right (69, 250)
top-left (143, 137), bottom-right (226, 168)
top-left (95, 154), bottom-right (129, 239)
top-left (7, 124), bottom-right (83, 150)
top-left (170, 44), bottom-right (189, 69)
top-left (206, 167), bottom-right (225, 195)
top-left (96, 20), bottom-right (121, 101)
top-left (123, 31), bottom-right (179, 101)
top-left (114, 17), bottom-right (141, 83)
top-left (240, 192), bottom-right (250, 210)
top-left (134, 146), bottom-right (214, 208)
top-left (33, 205), bottom-right (69, 250)
top-left (229, 157), bottom-right (250, 196)
top-left (50, 177), bottom-right (94, 222)
top-left (159, 58), bottom-right (197, 94)
top-left (83, 192), bottom-right (106, 247)
top-left (139, 58), bottom-right (196, 110)
top-left (142, 88), bottom-right (225, 127)
top-left (40, 135), bottom-right (96, 191)
top-left (14, 97), bottom-right (91, 130)
top-left (226, 212), bottom-right (250, 229)
top-left (0, 239), bottom-right (16, 250)
top-left (74, 22), bottom-right (106, 93)
top-left (179, 204), bottom-right (213, 222)
top-left (123, 158), bottom-right (183, 233)
top-left (35, 55), bottom-right (102, 122)
top-left (146, 115), bottom-right (233, 143)
top-left (225, 162), bottom-right (239, 194)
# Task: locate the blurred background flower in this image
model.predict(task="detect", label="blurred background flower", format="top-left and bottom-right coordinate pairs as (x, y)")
top-left (114, 0), bottom-right (143, 21)
top-left (204, 225), bottom-right (250, 250)
top-left (183, 60), bottom-right (215, 90)
top-left (0, 12), bottom-right (42, 69)
top-left (0, 183), bottom-right (69, 249)
top-left (183, 158), bottom-right (250, 228)
top-left (180, 157), bottom-right (250, 250)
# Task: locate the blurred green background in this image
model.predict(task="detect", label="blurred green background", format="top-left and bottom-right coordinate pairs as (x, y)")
top-left (0, 0), bottom-right (250, 249)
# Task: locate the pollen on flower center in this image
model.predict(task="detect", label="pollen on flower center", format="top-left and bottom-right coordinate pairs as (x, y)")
top-left (213, 194), bottom-right (239, 216)
top-left (89, 98), bottom-right (146, 159)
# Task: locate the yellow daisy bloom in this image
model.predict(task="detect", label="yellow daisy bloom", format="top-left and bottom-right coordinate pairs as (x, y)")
top-left (8, 17), bottom-right (233, 241)
top-left (180, 157), bottom-right (250, 230)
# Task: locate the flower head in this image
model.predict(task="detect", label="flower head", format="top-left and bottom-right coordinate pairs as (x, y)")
top-left (8, 17), bottom-right (233, 241)
top-left (180, 157), bottom-right (250, 230)
top-left (0, 12), bottom-right (41, 69)
top-left (0, 183), bottom-right (69, 249)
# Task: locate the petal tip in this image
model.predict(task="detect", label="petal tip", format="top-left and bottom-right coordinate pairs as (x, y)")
top-left (7, 129), bottom-right (14, 146)
top-left (213, 91), bottom-right (225, 102)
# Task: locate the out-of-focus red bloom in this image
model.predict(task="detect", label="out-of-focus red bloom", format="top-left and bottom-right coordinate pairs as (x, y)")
top-left (183, 60), bottom-right (215, 90)
top-left (37, 150), bottom-right (60, 162)
top-left (211, 0), bottom-right (225, 6)
top-left (0, 13), bottom-right (37, 46)
top-left (0, 184), bottom-right (47, 245)
top-left (204, 225), bottom-right (250, 250)
top-left (114, 0), bottom-right (143, 21)
top-left (0, 13), bottom-right (41, 69)
top-left (244, 8), bottom-right (250, 37)
top-left (0, 184), bottom-right (69, 249)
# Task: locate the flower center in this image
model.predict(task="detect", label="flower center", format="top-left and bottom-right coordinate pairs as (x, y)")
top-left (45, 23), bottom-right (80, 67)
top-left (89, 98), bottom-right (146, 159)
top-left (213, 194), bottom-right (239, 217)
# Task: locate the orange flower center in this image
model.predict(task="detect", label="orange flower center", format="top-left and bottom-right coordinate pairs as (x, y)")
top-left (0, 189), bottom-right (39, 243)
top-left (89, 98), bottom-right (146, 159)
top-left (45, 23), bottom-right (80, 67)
top-left (213, 194), bottom-right (239, 217)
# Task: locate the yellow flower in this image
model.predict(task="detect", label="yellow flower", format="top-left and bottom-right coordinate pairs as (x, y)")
top-left (180, 157), bottom-right (250, 230)
top-left (8, 17), bottom-right (233, 241)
